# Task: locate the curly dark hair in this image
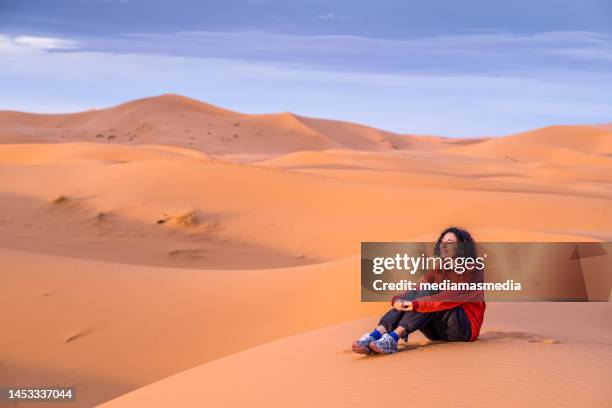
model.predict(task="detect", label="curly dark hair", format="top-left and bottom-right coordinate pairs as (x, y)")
top-left (433, 226), bottom-right (477, 259)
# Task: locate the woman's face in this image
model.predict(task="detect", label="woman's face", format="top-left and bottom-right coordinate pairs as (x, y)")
top-left (440, 232), bottom-right (458, 258)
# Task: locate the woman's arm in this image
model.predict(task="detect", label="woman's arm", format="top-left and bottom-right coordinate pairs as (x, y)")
top-left (389, 269), bottom-right (435, 306)
top-left (411, 269), bottom-right (484, 313)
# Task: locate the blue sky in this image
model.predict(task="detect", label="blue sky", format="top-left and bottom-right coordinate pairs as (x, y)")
top-left (1, 0), bottom-right (611, 136)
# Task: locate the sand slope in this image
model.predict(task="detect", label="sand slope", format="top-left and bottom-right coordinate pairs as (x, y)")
top-left (0, 95), bottom-right (610, 407)
top-left (0, 249), bottom-right (384, 408)
top-left (447, 125), bottom-right (612, 164)
top-left (1, 142), bottom-right (610, 270)
top-left (0, 94), bottom-right (431, 155)
top-left (98, 303), bottom-right (612, 408)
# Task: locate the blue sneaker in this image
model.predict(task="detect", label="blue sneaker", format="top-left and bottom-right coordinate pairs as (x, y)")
top-left (352, 332), bottom-right (376, 354)
top-left (369, 333), bottom-right (398, 354)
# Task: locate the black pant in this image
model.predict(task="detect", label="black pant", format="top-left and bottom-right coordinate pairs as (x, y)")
top-left (379, 289), bottom-right (471, 342)
top-left (378, 307), bottom-right (471, 342)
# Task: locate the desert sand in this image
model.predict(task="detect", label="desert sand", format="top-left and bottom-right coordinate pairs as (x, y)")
top-left (0, 95), bottom-right (610, 407)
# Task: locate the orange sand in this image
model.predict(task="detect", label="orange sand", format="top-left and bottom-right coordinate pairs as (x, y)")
top-left (0, 95), bottom-right (610, 407)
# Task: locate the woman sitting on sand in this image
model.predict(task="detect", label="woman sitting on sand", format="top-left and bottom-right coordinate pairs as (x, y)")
top-left (353, 227), bottom-right (486, 354)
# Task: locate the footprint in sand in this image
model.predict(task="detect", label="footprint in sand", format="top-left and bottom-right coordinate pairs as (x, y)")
top-left (168, 248), bottom-right (207, 261)
top-left (528, 338), bottom-right (559, 344)
top-left (64, 327), bottom-right (96, 344)
top-left (482, 331), bottom-right (560, 344)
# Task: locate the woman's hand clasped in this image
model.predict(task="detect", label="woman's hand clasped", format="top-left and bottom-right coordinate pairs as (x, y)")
top-left (393, 299), bottom-right (413, 311)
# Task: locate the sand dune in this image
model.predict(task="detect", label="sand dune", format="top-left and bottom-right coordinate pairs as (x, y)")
top-left (448, 125), bottom-right (612, 163)
top-left (596, 123), bottom-right (612, 131)
top-left (0, 249), bottom-right (384, 408)
top-left (99, 303), bottom-right (612, 408)
top-left (0, 94), bottom-right (433, 155)
top-left (0, 95), bottom-right (610, 407)
top-left (0, 142), bottom-right (609, 268)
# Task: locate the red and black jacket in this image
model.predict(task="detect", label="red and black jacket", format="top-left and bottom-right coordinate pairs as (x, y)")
top-left (391, 267), bottom-right (486, 341)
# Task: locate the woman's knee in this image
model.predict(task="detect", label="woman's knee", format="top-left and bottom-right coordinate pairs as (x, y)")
top-left (378, 308), bottom-right (403, 331)
top-left (397, 310), bottom-right (431, 333)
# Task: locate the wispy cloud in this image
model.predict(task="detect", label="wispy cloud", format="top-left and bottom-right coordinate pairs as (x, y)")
top-left (0, 34), bottom-right (78, 53)
top-left (5, 30), bottom-right (611, 74)
top-left (13, 35), bottom-right (78, 50)
top-left (51, 29), bottom-right (611, 77)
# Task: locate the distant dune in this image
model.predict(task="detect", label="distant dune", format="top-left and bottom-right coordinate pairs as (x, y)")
top-left (0, 94), bottom-right (432, 155)
top-left (0, 95), bottom-right (610, 408)
top-left (596, 123), bottom-right (612, 131)
top-left (448, 125), bottom-right (612, 164)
